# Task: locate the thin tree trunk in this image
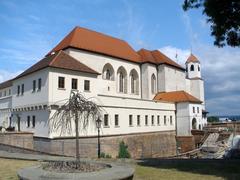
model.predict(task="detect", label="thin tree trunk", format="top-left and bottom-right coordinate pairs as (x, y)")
top-left (75, 112), bottom-right (80, 166)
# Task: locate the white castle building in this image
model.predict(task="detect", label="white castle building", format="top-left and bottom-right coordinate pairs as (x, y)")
top-left (0, 26), bottom-right (207, 139)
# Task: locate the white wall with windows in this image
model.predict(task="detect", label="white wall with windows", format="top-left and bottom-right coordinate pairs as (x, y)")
top-left (48, 68), bottom-right (99, 105)
top-left (12, 69), bottom-right (49, 108)
top-left (176, 102), bottom-right (205, 136)
top-left (49, 94), bottom-right (176, 138)
top-left (66, 48), bottom-right (142, 99)
top-left (11, 109), bottom-right (50, 137)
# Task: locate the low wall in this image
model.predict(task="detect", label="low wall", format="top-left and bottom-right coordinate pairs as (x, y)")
top-left (0, 132), bottom-right (33, 149)
top-left (176, 136), bottom-right (195, 153)
top-left (34, 131), bottom-right (177, 159)
top-left (206, 122), bottom-right (240, 134)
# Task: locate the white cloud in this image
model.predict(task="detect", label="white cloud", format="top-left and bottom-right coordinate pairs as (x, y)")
top-left (158, 46), bottom-right (190, 66)
top-left (0, 70), bottom-right (22, 83)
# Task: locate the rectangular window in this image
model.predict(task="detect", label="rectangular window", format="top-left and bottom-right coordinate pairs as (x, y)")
top-left (164, 116), bottom-right (167, 125)
top-left (33, 80), bottom-right (36, 92)
top-left (197, 107), bottom-right (199, 113)
top-left (104, 114), bottom-right (109, 127)
top-left (129, 115), bottom-right (133, 126)
top-left (4, 90), bottom-right (6, 96)
top-left (32, 116), bottom-right (35, 128)
top-left (17, 85), bottom-right (20, 95)
top-left (27, 116), bottom-right (30, 128)
top-left (151, 115), bottom-right (154, 125)
top-left (145, 115), bottom-right (148, 126)
top-left (38, 78), bottom-right (42, 91)
top-left (72, 78), bottom-right (78, 90)
top-left (84, 80), bottom-right (90, 91)
top-left (137, 115), bottom-right (140, 126)
top-left (21, 84), bottom-right (24, 95)
top-left (170, 116), bottom-right (173, 125)
top-left (9, 89), bottom-right (11, 95)
top-left (58, 77), bottom-right (65, 89)
top-left (115, 114), bottom-right (119, 127)
top-left (193, 107), bottom-right (195, 113)
top-left (157, 115), bottom-right (160, 125)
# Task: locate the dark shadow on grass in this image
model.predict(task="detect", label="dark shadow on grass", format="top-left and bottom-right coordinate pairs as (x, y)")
top-left (137, 158), bottom-right (240, 180)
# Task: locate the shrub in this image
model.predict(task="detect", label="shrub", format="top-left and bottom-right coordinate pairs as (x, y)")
top-left (100, 152), bottom-right (112, 158)
top-left (118, 141), bottom-right (131, 158)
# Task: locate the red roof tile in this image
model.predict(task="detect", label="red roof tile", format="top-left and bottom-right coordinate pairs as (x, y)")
top-left (186, 54), bottom-right (200, 63)
top-left (15, 51), bottom-right (99, 80)
top-left (137, 49), bottom-right (185, 70)
top-left (48, 26), bottom-right (141, 63)
top-left (153, 90), bottom-right (202, 103)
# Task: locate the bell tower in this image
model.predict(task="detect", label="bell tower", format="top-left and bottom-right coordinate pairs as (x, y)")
top-left (186, 54), bottom-right (201, 79)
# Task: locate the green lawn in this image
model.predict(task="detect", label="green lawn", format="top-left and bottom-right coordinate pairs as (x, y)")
top-left (0, 158), bottom-right (239, 180)
top-left (0, 158), bottom-right (38, 180)
top-left (134, 159), bottom-right (240, 180)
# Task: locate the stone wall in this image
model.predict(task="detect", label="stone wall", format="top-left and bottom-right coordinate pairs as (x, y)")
top-left (0, 132), bottom-right (33, 149)
top-left (206, 122), bottom-right (240, 134)
top-left (176, 136), bottom-right (195, 153)
top-left (34, 131), bottom-right (176, 159)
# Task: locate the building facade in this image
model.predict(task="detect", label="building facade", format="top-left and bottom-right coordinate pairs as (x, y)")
top-left (0, 26), bottom-right (207, 141)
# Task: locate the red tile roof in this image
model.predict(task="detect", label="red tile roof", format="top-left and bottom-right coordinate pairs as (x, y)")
top-left (48, 26), bottom-right (142, 63)
top-left (15, 51), bottom-right (99, 80)
top-left (0, 79), bottom-right (12, 89)
top-left (137, 49), bottom-right (185, 70)
top-left (153, 90), bottom-right (202, 103)
top-left (186, 54), bottom-right (200, 63)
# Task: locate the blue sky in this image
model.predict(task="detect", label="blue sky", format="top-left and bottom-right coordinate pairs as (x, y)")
top-left (0, 0), bottom-right (239, 116)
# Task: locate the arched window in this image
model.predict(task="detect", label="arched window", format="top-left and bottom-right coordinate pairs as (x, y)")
top-left (129, 69), bottom-right (139, 94)
top-left (102, 63), bottom-right (114, 80)
top-left (190, 64), bottom-right (194, 71)
top-left (192, 118), bottom-right (197, 130)
top-left (198, 65), bottom-right (200, 71)
top-left (151, 74), bottom-right (156, 94)
top-left (117, 66), bottom-right (127, 93)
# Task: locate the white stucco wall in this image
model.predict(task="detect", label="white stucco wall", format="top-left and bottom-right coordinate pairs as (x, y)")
top-left (190, 79), bottom-right (204, 102)
top-left (66, 48), bottom-right (141, 99)
top-left (11, 109), bottom-right (50, 137)
top-left (48, 68), bottom-right (99, 105)
top-left (49, 95), bottom-right (176, 138)
top-left (176, 102), bottom-right (204, 136)
top-left (12, 69), bottom-right (49, 108)
top-left (186, 62), bottom-right (201, 79)
top-left (158, 65), bottom-right (186, 92)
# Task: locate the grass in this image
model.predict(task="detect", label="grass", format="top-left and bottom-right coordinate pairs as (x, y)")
top-left (0, 158), bottom-right (38, 180)
top-left (134, 159), bottom-right (240, 180)
top-left (0, 157), bottom-right (239, 180)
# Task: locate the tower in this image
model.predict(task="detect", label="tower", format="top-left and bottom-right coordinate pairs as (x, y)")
top-left (185, 54), bottom-right (201, 79)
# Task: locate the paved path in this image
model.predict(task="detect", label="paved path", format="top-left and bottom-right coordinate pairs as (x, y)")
top-left (0, 150), bottom-right (76, 161)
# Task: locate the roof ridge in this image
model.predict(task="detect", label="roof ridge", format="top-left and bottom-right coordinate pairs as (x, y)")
top-left (49, 51), bottom-right (62, 66)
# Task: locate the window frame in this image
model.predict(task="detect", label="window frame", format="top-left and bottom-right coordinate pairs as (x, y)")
top-left (71, 78), bottom-right (78, 90)
top-left (84, 80), bottom-right (90, 91)
top-left (32, 115), bottom-right (35, 128)
top-left (103, 114), bottom-right (109, 127)
top-left (58, 76), bottom-right (65, 89)
top-left (114, 114), bottom-right (119, 127)
top-left (38, 78), bottom-right (42, 91)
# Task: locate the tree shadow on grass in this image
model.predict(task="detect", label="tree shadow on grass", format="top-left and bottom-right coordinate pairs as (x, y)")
top-left (137, 158), bottom-right (240, 180)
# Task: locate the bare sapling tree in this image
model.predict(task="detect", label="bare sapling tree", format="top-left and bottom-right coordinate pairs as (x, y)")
top-left (49, 90), bottom-right (102, 167)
